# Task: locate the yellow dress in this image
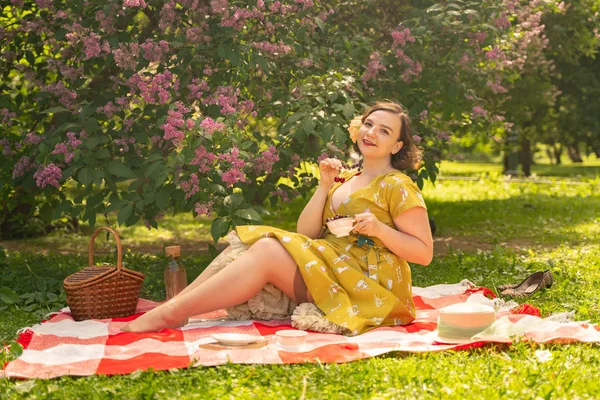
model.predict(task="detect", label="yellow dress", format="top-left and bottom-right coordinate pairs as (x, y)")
top-left (236, 168), bottom-right (427, 336)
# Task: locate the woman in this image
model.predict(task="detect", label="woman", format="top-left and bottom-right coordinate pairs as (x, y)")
top-left (122, 101), bottom-right (433, 335)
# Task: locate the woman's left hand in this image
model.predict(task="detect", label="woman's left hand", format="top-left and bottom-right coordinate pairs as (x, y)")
top-left (352, 212), bottom-right (385, 238)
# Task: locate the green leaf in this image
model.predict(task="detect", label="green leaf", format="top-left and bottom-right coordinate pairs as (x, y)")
top-left (40, 106), bottom-right (70, 114)
top-left (287, 112), bottom-right (307, 124)
top-left (315, 17), bottom-right (325, 32)
top-left (86, 191), bottom-right (105, 208)
top-left (109, 163), bottom-right (136, 178)
top-left (427, 4), bottom-right (443, 13)
top-left (256, 55), bottom-right (270, 73)
top-left (333, 125), bottom-right (346, 144)
top-left (155, 185), bottom-right (172, 209)
top-left (147, 218), bottom-right (158, 229)
top-left (0, 287), bottom-right (20, 305)
top-left (228, 49), bottom-right (240, 66)
top-left (105, 198), bottom-right (125, 213)
top-left (145, 161), bottom-right (164, 178)
top-left (208, 184), bottom-right (226, 195)
top-left (342, 102), bottom-right (355, 119)
top-left (77, 168), bottom-right (94, 186)
top-left (55, 122), bottom-right (81, 134)
top-left (52, 200), bottom-right (73, 219)
top-left (224, 192), bottom-right (245, 211)
top-left (94, 148), bottom-right (110, 159)
top-left (83, 118), bottom-right (100, 134)
top-left (117, 204), bottom-right (133, 225)
top-left (298, 117), bottom-right (316, 141)
top-left (233, 208), bottom-right (263, 224)
top-left (125, 213), bottom-right (140, 227)
top-left (26, 51), bottom-right (35, 66)
top-left (217, 44), bottom-right (228, 60)
top-left (211, 217), bottom-right (230, 243)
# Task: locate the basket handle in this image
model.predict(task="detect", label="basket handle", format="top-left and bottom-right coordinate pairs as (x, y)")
top-left (89, 227), bottom-right (123, 269)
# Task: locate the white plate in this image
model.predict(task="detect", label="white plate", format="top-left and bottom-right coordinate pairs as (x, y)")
top-left (210, 333), bottom-right (263, 346)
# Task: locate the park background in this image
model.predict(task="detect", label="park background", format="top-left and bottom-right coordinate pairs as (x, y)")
top-left (1, 0), bottom-right (599, 398)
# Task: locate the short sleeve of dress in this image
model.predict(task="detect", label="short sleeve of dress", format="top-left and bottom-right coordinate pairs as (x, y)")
top-left (387, 177), bottom-right (427, 219)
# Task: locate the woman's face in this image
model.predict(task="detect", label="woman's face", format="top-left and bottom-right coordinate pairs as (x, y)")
top-left (356, 110), bottom-right (403, 161)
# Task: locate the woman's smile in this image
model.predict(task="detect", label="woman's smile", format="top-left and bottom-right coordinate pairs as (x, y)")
top-left (362, 138), bottom-right (376, 147)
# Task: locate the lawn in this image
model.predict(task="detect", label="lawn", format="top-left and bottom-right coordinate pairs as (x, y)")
top-left (1, 160), bottom-right (600, 399)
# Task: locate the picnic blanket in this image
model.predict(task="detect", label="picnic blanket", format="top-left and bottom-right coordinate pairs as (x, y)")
top-left (3, 280), bottom-right (600, 379)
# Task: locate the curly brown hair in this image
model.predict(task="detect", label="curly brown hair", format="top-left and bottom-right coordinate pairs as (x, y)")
top-left (352, 101), bottom-right (422, 171)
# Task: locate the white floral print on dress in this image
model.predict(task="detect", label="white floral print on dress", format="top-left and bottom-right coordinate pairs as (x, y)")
top-left (301, 239), bottom-right (312, 250)
top-left (395, 267), bottom-right (403, 283)
top-left (383, 254), bottom-right (395, 265)
top-left (328, 283), bottom-right (342, 298)
top-left (332, 254), bottom-right (351, 264)
top-left (304, 260), bottom-right (317, 276)
top-left (335, 266), bottom-right (350, 274)
top-left (368, 264), bottom-right (378, 277)
top-left (374, 293), bottom-right (387, 307)
top-left (354, 279), bottom-right (369, 292)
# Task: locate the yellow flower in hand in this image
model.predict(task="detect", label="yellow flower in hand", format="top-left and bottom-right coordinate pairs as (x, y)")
top-left (348, 117), bottom-right (362, 143)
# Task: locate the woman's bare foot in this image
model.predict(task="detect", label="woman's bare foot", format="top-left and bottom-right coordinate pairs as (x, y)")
top-left (120, 304), bottom-right (188, 333)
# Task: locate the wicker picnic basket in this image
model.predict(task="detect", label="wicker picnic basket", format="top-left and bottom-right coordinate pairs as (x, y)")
top-left (63, 227), bottom-right (145, 321)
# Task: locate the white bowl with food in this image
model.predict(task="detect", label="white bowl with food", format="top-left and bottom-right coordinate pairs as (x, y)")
top-left (275, 330), bottom-right (308, 350)
top-left (326, 216), bottom-right (355, 237)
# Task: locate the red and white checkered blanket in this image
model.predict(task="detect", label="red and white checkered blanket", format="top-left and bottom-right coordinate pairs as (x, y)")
top-left (3, 281), bottom-right (600, 379)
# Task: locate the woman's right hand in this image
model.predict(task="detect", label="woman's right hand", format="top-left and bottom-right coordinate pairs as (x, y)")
top-left (319, 158), bottom-right (344, 189)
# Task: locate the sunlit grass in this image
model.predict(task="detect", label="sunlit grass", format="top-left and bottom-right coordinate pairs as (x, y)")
top-left (439, 154), bottom-right (600, 178)
top-left (2, 161), bottom-right (600, 398)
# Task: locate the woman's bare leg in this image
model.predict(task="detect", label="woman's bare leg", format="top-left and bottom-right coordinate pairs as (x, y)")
top-left (171, 246), bottom-right (233, 300)
top-left (121, 238), bottom-right (308, 332)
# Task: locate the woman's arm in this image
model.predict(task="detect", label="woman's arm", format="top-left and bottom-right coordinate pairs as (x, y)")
top-left (353, 207), bottom-right (433, 265)
top-left (296, 185), bottom-right (329, 239)
top-left (297, 158), bottom-right (343, 239)
top-left (383, 207), bottom-right (433, 265)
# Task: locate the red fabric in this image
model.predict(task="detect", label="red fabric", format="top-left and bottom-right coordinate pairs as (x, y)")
top-left (3, 285), bottom-right (599, 380)
top-left (15, 329), bottom-right (34, 349)
top-left (465, 287), bottom-right (496, 299)
top-left (510, 303), bottom-right (541, 317)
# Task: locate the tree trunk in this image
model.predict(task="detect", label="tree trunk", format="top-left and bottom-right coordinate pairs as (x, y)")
top-left (545, 148), bottom-right (555, 165)
top-left (553, 145), bottom-right (563, 165)
top-left (520, 138), bottom-right (532, 177)
top-left (567, 146), bottom-right (583, 163)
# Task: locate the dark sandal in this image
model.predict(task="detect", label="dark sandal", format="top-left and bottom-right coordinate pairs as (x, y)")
top-left (497, 282), bottom-right (518, 291)
top-left (500, 270), bottom-right (553, 297)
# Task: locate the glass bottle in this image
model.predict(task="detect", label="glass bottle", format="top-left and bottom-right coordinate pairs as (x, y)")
top-left (164, 246), bottom-right (187, 300)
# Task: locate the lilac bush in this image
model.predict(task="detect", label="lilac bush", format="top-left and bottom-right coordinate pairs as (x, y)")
top-left (0, 0), bottom-right (572, 240)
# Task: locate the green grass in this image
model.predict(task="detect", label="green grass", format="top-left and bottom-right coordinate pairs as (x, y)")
top-left (439, 154), bottom-right (600, 178)
top-left (2, 160), bottom-right (600, 399)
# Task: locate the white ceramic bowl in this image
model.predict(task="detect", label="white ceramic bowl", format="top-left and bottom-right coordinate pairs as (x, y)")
top-left (326, 217), bottom-right (354, 237)
top-left (275, 330), bottom-right (308, 348)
